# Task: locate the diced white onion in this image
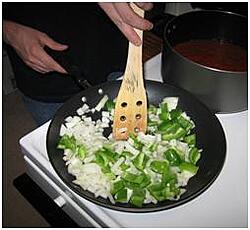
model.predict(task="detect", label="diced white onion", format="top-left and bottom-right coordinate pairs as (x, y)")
top-left (98, 88), bottom-right (104, 95)
top-left (81, 96), bottom-right (87, 103)
top-left (163, 97), bottom-right (178, 111)
top-left (95, 94), bottom-right (108, 112)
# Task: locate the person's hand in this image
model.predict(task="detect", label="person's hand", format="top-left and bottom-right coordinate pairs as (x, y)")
top-left (98, 2), bottom-right (153, 46)
top-left (3, 20), bottom-right (68, 74)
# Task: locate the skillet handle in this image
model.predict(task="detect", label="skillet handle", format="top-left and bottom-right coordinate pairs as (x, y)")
top-left (44, 47), bottom-right (92, 89)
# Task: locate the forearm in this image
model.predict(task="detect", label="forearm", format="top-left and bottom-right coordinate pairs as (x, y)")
top-left (3, 20), bottom-right (15, 45)
top-left (3, 20), bottom-right (24, 47)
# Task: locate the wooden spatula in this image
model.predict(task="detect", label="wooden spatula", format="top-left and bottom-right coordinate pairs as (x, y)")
top-left (113, 4), bottom-right (147, 140)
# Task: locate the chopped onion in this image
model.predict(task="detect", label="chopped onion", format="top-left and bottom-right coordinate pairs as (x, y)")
top-left (95, 94), bottom-right (108, 112)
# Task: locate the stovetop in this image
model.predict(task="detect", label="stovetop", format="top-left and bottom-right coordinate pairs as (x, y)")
top-left (19, 54), bottom-right (248, 227)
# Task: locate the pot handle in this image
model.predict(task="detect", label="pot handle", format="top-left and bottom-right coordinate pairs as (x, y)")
top-left (151, 13), bottom-right (176, 38)
top-left (44, 47), bottom-right (92, 89)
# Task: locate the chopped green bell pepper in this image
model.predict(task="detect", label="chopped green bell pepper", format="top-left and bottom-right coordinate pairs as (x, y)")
top-left (77, 144), bottom-right (87, 160)
top-left (121, 151), bottom-right (133, 159)
top-left (149, 143), bottom-right (158, 152)
top-left (170, 108), bottom-right (182, 120)
top-left (57, 134), bottom-right (77, 152)
top-left (188, 147), bottom-right (201, 164)
top-left (104, 99), bottom-right (115, 112)
top-left (161, 127), bottom-right (186, 141)
top-left (129, 189), bottom-right (146, 207)
top-left (122, 173), bottom-right (151, 189)
top-left (111, 180), bottom-right (125, 195)
top-left (158, 121), bottom-right (178, 133)
top-left (132, 152), bottom-right (149, 170)
top-left (115, 188), bottom-right (128, 203)
top-left (120, 163), bottom-right (130, 171)
top-left (179, 162), bottom-right (199, 174)
top-left (184, 134), bottom-right (196, 146)
top-left (164, 148), bottom-right (182, 166)
top-left (177, 116), bottom-right (193, 131)
top-left (162, 170), bottom-right (177, 184)
top-left (129, 133), bottom-right (143, 150)
top-left (122, 172), bottom-right (145, 184)
top-left (150, 160), bottom-right (169, 174)
top-left (147, 183), bottom-right (166, 202)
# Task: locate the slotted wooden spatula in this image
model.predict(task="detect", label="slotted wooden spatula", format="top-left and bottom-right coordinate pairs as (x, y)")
top-left (113, 3), bottom-right (147, 140)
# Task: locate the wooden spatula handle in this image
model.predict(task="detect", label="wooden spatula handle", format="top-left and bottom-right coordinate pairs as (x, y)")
top-left (112, 3), bottom-right (147, 140)
top-left (125, 4), bottom-right (144, 82)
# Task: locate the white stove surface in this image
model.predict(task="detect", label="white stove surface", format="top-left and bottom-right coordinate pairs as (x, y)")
top-left (20, 54), bottom-right (248, 227)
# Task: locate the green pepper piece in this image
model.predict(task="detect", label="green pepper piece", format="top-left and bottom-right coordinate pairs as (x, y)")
top-left (184, 134), bottom-right (196, 146)
top-left (95, 148), bottom-right (118, 165)
top-left (130, 189), bottom-right (146, 207)
top-left (179, 162), bottom-right (199, 174)
top-left (121, 151), bottom-right (133, 159)
top-left (148, 183), bottom-right (166, 201)
top-left (178, 116), bottom-right (193, 131)
top-left (162, 127), bottom-right (186, 141)
top-left (159, 103), bottom-right (170, 121)
top-left (149, 143), bottom-right (158, 152)
top-left (95, 151), bottom-right (105, 166)
top-left (150, 160), bottom-right (169, 174)
top-left (77, 144), bottom-right (87, 160)
top-left (159, 111), bottom-right (170, 121)
top-left (132, 152), bottom-right (149, 170)
top-left (95, 151), bottom-right (113, 174)
top-left (160, 102), bottom-right (169, 113)
top-left (159, 112), bottom-right (169, 121)
top-left (148, 183), bottom-right (176, 201)
top-left (122, 180), bottom-right (139, 190)
top-left (164, 148), bottom-right (182, 166)
top-left (95, 150), bottom-right (109, 166)
top-left (139, 174), bottom-right (151, 188)
top-left (129, 133), bottom-right (143, 150)
top-left (106, 172), bottom-right (116, 180)
top-left (188, 147), bottom-right (201, 164)
top-left (111, 180), bottom-right (125, 195)
top-left (120, 163), bottom-right (130, 171)
top-left (162, 171), bottom-right (177, 185)
top-left (115, 188), bottom-right (128, 203)
top-left (158, 121), bottom-right (177, 133)
top-left (170, 108), bottom-right (182, 120)
top-left (102, 148), bottom-right (118, 163)
top-left (165, 177), bottom-right (181, 197)
top-left (101, 165), bottom-right (112, 174)
top-left (104, 99), bottom-right (115, 112)
top-left (123, 173), bottom-right (151, 189)
top-left (123, 172), bottom-right (145, 184)
top-left (57, 134), bottom-right (77, 152)
top-left (147, 183), bottom-right (164, 191)
top-left (163, 186), bottom-right (175, 199)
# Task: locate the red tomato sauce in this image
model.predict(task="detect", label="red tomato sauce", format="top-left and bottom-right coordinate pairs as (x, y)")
top-left (173, 40), bottom-right (247, 72)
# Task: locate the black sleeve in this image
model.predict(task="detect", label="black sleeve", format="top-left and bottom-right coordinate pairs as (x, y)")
top-left (3, 3), bottom-right (25, 22)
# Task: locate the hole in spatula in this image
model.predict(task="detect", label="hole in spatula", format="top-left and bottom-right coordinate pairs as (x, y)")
top-left (121, 102), bottom-right (128, 107)
top-left (135, 114), bottom-right (141, 120)
top-left (134, 127), bottom-right (140, 133)
top-left (119, 127), bottom-right (127, 134)
top-left (136, 101), bottom-right (142, 106)
top-left (120, 116), bottom-right (126, 121)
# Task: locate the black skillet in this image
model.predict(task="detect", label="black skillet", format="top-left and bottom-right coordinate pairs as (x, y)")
top-left (46, 80), bottom-right (226, 212)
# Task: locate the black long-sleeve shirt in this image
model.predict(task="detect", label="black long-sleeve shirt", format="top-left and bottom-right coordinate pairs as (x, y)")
top-left (3, 3), bottom-right (128, 102)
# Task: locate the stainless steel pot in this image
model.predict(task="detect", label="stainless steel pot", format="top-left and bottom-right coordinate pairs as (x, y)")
top-left (161, 10), bottom-right (247, 113)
